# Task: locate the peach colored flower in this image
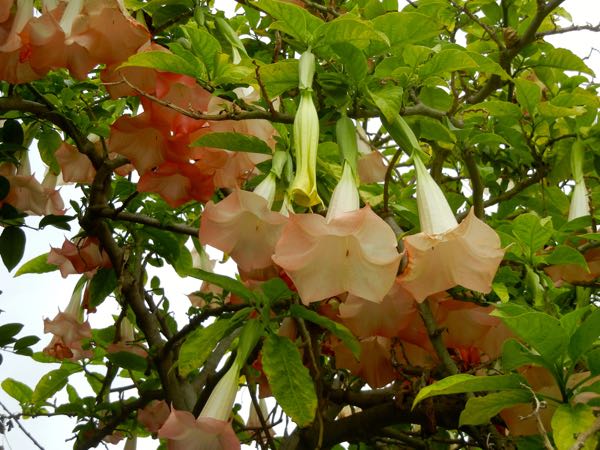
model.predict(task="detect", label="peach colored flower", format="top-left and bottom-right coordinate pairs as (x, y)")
top-left (397, 209), bottom-right (505, 301)
top-left (158, 362), bottom-right (241, 450)
top-left (200, 190), bottom-right (287, 272)
top-left (43, 287), bottom-right (92, 361)
top-left (106, 317), bottom-right (147, 358)
top-left (0, 162), bottom-right (64, 215)
top-left (47, 236), bottom-right (111, 278)
top-left (273, 206), bottom-right (401, 304)
top-left (357, 151), bottom-right (387, 184)
top-left (0, 1), bottom-right (12, 23)
top-left (545, 247), bottom-right (600, 286)
top-left (55, 141), bottom-right (96, 184)
top-left (138, 400), bottom-right (170, 433)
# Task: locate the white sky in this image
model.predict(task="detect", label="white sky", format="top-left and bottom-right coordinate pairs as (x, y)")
top-left (1, 1), bottom-right (599, 449)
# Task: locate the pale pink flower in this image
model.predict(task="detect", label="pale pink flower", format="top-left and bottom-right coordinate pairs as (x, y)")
top-left (199, 190), bottom-right (287, 272)
top-left (272, 206), bottom-right (401, 304)
top-left (138, 400), bottom-right (170, 433)
top-left (55, 141), bottom-right (96, 184)
top-left (47, 236), bottom-right (111, 278)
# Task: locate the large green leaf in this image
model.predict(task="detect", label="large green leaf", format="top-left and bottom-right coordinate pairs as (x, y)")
top-left (0, 323), bottom-right (23, 347)
top-left (551, 403), bottom-right (597, 450)
top-left (511, 213), bottom-right (553, 256)
top-left (331, 43), bottom-right (368, 84)
top-left (514, 78), bottom-right (542, 115)
top-left (368, 85), bottom-right (403, 123)
top-left (459, 390), bottom-right (532, 426)
top-left (569, 308), bottom-right (600, 364)
top-left (546, 245), bottom-right (589, 270)
top-left (15, 253), bottom-right (58, 277)
top-left (179, 318), bottom-right (237, 377)
top-left (191, 132), bottom-right (273, 155)
top-left (32, 367), bottom-right (79, 405)
top-left (256, 60), bottom-right (299, 98)
top-left (184, 269), bottom-right (254, 301)
top-left (501, 338), bottom-right (548, 371)
top-left (314, 18), bottom-right (389, 50)
top-left (256, 0), bottom-right (324, 45)
top-left (262, 334), bottom-right (317, 427)
top-left (0, 226), bottom-right (26, 271)
top-left (372, 12), bottom-right (441, 46)
top-left (1, 378), bottom-right (32, 405)
top-left (120, 51), bottom-right (200, 79)
top-left (535, 48), bottom-right (595, 76)
top-left (290, 304), bottom-right (360, 359)
top-left (183, 25), bottom-right (221, 78)
top-left (88, 268), bottom-right (117, 309)
top-left (500, 312), bottom-right (567, 363)
top-left (413, 374), bottom-right (525, 408)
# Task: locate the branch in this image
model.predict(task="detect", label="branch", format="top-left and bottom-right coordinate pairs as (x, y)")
top-left (0, 399), bottom-right (46, 450)
top-left (462, 150), bottom-right (485, 219)
top-left (537, 23), bottom-right (600, 37)
top-left (519, 383), bottom-right (554, 450)
top-left (94, 207), bottom-right (198, 236)
top-left (119, 76), bottom-right (294, 124)
top-left (416, 299), bottom-right (460, 376)
top-left (448, 0), bottom-right (504, 48)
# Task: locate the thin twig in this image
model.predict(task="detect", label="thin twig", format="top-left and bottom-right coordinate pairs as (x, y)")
top-left (519, 383), bottom-right (554, 450)
top-left (0, 399), bottom-right (46, 450)
top-left (537, 23), bottom-right (600, 37)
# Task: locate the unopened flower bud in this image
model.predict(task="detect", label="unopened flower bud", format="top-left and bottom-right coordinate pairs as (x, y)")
top-left (254, 172), bottom-right (277, 208)
top-left (326, 162), bottom-right (359, 223)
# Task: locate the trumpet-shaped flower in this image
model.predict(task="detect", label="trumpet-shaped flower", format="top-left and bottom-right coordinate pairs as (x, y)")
top-left (272, 206), bottom-right (401, 304)
top-left (326, 163), bottom-right (359, 222)
top-left (200, 190), bottom-right (287, 272)
top-left (568, 181), bottom-right (590, 221)
top-left (55, 141), bottom-right (96, 184)
top-left (43, 282), bottom-right (92, 361)
top-left (397, 157), bottom-right (504, 301)
top-left (47, 236), bottom-right (112, 278)
top-left (158, 362), bottom-right (241, 450)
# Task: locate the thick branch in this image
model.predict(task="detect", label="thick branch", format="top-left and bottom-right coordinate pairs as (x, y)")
top-left (96, 207), bottom-right (199, 236)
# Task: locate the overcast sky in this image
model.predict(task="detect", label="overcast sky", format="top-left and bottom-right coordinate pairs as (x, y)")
top-left (1, 1), bottom-right (599, 449)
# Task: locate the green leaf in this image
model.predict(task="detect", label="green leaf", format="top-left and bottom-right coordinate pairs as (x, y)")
top-left (0, 226), bottom-right (26, 271)
top-left (15, 253), bottom-right (58, 277)
top-left (492, 282), bottom-right (510, 303)
top-left (546, 245), bottom-right (589, 270)
top-left (260, 278), bottom-right (294, 304)
top-left (500, 313), bottom-right (567, 363)
top-left (420, 49), bottom-right (477, 77)
top-left (185, 269), bottom-right (254, 301)
top-left (569, 308), bottom-right (600, 364)
top-left (179, 318), bottom-right (236, 377)
top-left (314, 18), bottom-right (389, 50)
top-left (191, 132), bottom-right (273, 155)
top-left (37, 129), bottom-right (62, 175)
top-left (2, 378), bottom-right (32, 404)
top-left (38, 214), bottom-right (75, 231)
top-left (372, 12), bottom-right (441, 46)
top-left (13, 335), bottom-right (40, 355)
top-left (586, 348), bottom-right (600, 376)
top-left (368, 85), bottom-right (403, 123)
top-left (413, 374), bottom-right (526, 408)
top-left (183, 25), bottom-right (221, 78)
top-left (459, 390), bottom-right (532, 426)
top-left (2, 119), bottom-right (24, 145)
top-left (512, 213), bottom-right (553, 255)
top-left (262, 334), bottom-right (317, 427)
top-left (466, 100), bottom-right (522, 120)
top-left (256, 0), bottom-right (324, 45)
top-left (144, 228), bottom-right (181, 265)
top-left (551, 403), bottom-right (597, 450)
top-left (560, 307), bottom-right (590, 338)
top-left (536, 48), bottom-right (595, 76)
top-left (501, 338), bottom-right (548, 371)
top-left (255, 60), bottom-right (299, 99)
top-left (32, 368), bottom-right (77, 405)
top-left (331, 43), bottom-right (367, 84)
top-left (88, 268), bottom-right (118, 308)
top-left (514, 78), bottom-right (542, 115)
top-left (120, 51), bottom-right (200, 79)
top-left (290, 304), bottom-right (360, 359)
top-left (0, 323), bottom-right (23, 347)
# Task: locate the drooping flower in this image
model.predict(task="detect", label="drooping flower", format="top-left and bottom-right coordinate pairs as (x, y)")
top-left (396, 156), bottom-right (504, 301)
top-left (43, 282), bottom-right (92, 361)
top-left (568, 141), bottom-right (590, 221)
top-left (106, 317), bottom-right (147, 358)
top-left (158, 362), bottom-right (241, 450)
top-left (55, 141), bottom-right (96, 184)
top-left (47, 236), bottom-right (112, 278)
top-left (290, 50), bottom-right (321, 207)
top-left (200, 190), bottom-right (287, 273)
top-left (0, 161), bottom-right (64, 216)
top-left (273, 205), bottom-right (401, 304)
top-left (325, 162), bottom-right (359, 223)
top-left (138, 400), bottom-right (170, 434)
